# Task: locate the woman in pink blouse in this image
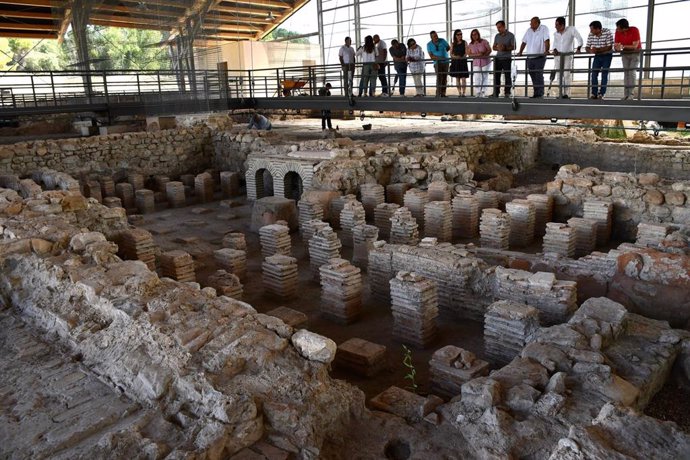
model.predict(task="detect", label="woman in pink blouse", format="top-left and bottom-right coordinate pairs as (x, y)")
top-left (467, 29), bottom-right (492, 97)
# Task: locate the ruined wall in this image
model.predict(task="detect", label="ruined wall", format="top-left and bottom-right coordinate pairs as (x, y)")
top-left (0, 127), bottom-right (214, 177)
top-left (540, 135), bottom-right (690, 181)
top-left (549, 165), bottom-right (690, 240)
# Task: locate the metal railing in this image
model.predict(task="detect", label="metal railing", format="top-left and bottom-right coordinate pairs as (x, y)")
top-left (0, 46), bottom-right (689, 112)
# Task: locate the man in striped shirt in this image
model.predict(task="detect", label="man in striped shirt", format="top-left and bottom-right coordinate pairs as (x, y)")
top-left (585, 21), bottom-right (614, 99)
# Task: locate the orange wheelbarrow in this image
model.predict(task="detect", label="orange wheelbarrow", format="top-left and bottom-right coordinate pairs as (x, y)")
top-left (280, 79), bottom-right (307, 96)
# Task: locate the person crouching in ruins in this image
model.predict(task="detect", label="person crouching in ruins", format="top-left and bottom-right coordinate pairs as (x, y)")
top-left (248, 113), bottom-right (272, 131)
top-left (318, 82), bottom-right (333, 130)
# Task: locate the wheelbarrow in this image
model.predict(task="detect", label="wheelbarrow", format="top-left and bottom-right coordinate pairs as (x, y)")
top-left (281, 79), bottom-right (307, 96)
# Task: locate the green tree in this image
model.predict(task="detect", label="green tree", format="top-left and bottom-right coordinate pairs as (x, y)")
top-left (263, 28), bottom-right (309, 44)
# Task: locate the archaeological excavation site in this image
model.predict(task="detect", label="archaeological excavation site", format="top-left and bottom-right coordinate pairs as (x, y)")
top-left (1, 116), bottom-right (690, 460)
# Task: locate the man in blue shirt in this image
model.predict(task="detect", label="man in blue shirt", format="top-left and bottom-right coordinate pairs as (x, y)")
top-left (427, 30), bottom-right (450, 97)
top-left (248, 113), bottom-right (272, 130)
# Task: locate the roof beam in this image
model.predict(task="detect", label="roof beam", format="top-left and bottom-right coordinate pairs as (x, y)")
top-left (92, 4), bottom-right (181, 18)
top-left (0, 10), bottom-right (57, 20)
top-left (90, 18), bottom-right (169, 30)
top-left (112, 0), bottom-right (189, 10)
top-left (0, 0), bottom-right (62, 7)
top-left (221, 0), bottom-right (291, 9)
top-left (0, 21), bottom-right (56, 31)
top-left (0, 30), bottom-right (56, 39)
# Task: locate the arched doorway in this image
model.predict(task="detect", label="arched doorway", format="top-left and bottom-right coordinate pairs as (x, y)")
top-left (284, 171), bottom-right (303, 201)
top-left (255, 168), bottom-right (274, 199)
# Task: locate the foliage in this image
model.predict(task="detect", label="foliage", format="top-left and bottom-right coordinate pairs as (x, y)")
top-left (263, 27), bottom-right (309, 44)
top-left (0, 26), bottom-right (171, 71)
top-left (401, 345), bottom-right (418, 393)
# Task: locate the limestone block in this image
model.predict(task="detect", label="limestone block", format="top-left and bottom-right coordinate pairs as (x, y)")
top-left (291, 329), bottom-right (336, 364)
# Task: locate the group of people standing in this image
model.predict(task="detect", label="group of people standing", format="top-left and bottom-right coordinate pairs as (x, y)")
top-left (336, 16), bottom-right (641, 100)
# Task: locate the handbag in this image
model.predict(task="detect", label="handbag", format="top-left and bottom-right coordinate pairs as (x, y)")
top-left (372, 63), bottom-right (380, 70)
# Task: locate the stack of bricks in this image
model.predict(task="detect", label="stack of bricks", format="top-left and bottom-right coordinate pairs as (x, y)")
top-left (451, 191), bottom-right (479, 239)
top-left (319, 258), bottom-right (363, 323)
top-left (308, 225), bottom-right (342, 277)
top-left (352, 224), bottom-right (379, 269)
top-left (479, 208), bottom-right (511, 249)
top-left (543, 222), bottom-right (576, 257)
top-left (115, 182), bottom-right (135, 210)
top-left (213, 248), bottom-right (247, 281)
top-left (329, 194), bottom-right (357, 230)
top-left (222, 232), bottom-right (247, 251)
top-left (259, 224), bottom-right (291, 258)
top-left (360, 183), bottom-right (385, 222)
top-left (159, 250), bottom-right (196, 282)
top-left (403, 189), bottom-right (428, 231)
top-left (103, 197), bottom-right (123, 208)
top-left (266, 306), bottom-right (308, 329)
top-left (389, 271), bottom-right (439, 348)
top-left (262, 254), bottom-right (299, 298)
top-left (206, 269), bottom-right (243, 299)
top-left (428, 181), bottom-right (451, 202)
top-left (165, 181), bottom-right (186, 208)
top-left (303, 220), bottom-right (330, 248)
top-left (154, 175), bottom-right (170, 193)
top-left (118, 228), bottom-right (156, 270)
top-left (493, 267), bottom-right (577, 325)
top-left (475, 190), bottom-right (500, 213)
top-left (424, 201), bottom-right (452, 242)
top-left (526, 194), bottom-right (554, 237)
top-left (566, 217), bottom-right (598, 257)
top-left (135, 189), bottom-right (155, 214)
top-left (583, 200), bottom-right (613, 247)
top-left (484, 300), bottom-right (540, 365)
top-left (506, 199), bottom-right (535, 248)
top-left (386, 183), bottom-right (410, 206)
top-left (335, 338), bottom-right (386, 377)
top-left (84, 181), bottom-right (102, 203)
top-left (340, 200), bottom-right (366, 248)
top-left (636, 222), bottom-right (672, 248)
top-left (429, 346), bottom-right (489, 398)
top-left (195, 172), bottom-right (215, 203)
top-left (298, 199), bottom-right (324, 242)
top-left (389, 207), bottom-right (419, 245)
top-left (369, 241), bottom-right (392, 302)
top-left (127, 173), bottom-right (145, 191)
top-left (99, 176), bottom-right (115, 198)
top-left (220, 171), bottom-right (241, 198)
top-left (374, 203), bottom-right (399, 240)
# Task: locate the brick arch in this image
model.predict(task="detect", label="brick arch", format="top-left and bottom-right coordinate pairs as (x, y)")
top-left (246, 159), bottom-right (280, 200)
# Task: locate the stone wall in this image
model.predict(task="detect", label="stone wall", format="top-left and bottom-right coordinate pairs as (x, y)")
top-left (548, 165), bottom-right (690, 240)
top-left (0, 127), bottom-right (214, 177)
top-left (540, 135), bottom-right (690, 181)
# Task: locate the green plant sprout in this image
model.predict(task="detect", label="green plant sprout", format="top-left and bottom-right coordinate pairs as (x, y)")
top-left (402, 344), bottom-right (418, 393)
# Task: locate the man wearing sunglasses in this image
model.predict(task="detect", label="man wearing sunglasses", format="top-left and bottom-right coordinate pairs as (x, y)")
top-left (427, 30), bottom-right (451, 97)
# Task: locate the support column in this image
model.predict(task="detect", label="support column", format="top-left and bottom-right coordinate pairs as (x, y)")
top-left (644, 0), bottom-right (655, 78)
top-left (354, 0), bottom-right (361, 49)
top-left (503, 0), bottom-right (510, 29)
top-left (71, 7), bottom-right (92, 101)
top-left (396, 0), bottom-right (403, 40)
top-left (445, 0), bottom-right (452, 42)
top-left (568, 0), bottom-right (575, 26)
top-left (317, 0), bottom-right (325, 65)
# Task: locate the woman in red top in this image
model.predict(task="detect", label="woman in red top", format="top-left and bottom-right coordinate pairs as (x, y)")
top-left (614, 18), bottom-right (641, 100)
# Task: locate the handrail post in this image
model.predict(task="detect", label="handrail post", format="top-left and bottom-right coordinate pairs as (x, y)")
top-left (276, 68), bottom-right (281, 97)
top-left (30, 75), bottom-right (36, 107)
top-left (157, 71), bottom-right (163, 102)
top-left (248, 70), bottom-right (254, 98)
top-left (50, 71), bottom-right (57, 106)
top-left (103, 71), bottom-right (109, 105)
top-left (136, 73), bottom-right (141, 101)
top-left (659, 52), bottom-right (667, 100)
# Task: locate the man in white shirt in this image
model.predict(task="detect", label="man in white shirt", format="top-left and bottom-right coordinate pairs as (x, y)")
top-left (373, 35), bottom-right (389, 96)
top-left (552, 16), bottom-right (583, 98)
top-left (518, 17), bottom-right (550, 98)
top-left (339, 36), bottom-right (356, 96)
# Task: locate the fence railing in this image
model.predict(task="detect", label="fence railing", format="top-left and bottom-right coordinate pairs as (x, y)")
top-left (0, 47), bottom-right (688, 111)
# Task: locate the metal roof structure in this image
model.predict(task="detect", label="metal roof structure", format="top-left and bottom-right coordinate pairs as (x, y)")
top-left (0, 0), bottom-right (309, 42)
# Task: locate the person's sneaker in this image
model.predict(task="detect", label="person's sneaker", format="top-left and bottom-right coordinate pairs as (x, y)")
top-left (561, 95), bottom-right (569, 99)
top-left (590, 95), bottom-right (598, 100)
top-left (598, 95), bottom-right (605, 99)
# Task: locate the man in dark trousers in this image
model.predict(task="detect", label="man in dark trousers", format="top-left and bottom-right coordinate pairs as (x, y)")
top-left (319, 82), bottom-right (333, 130)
